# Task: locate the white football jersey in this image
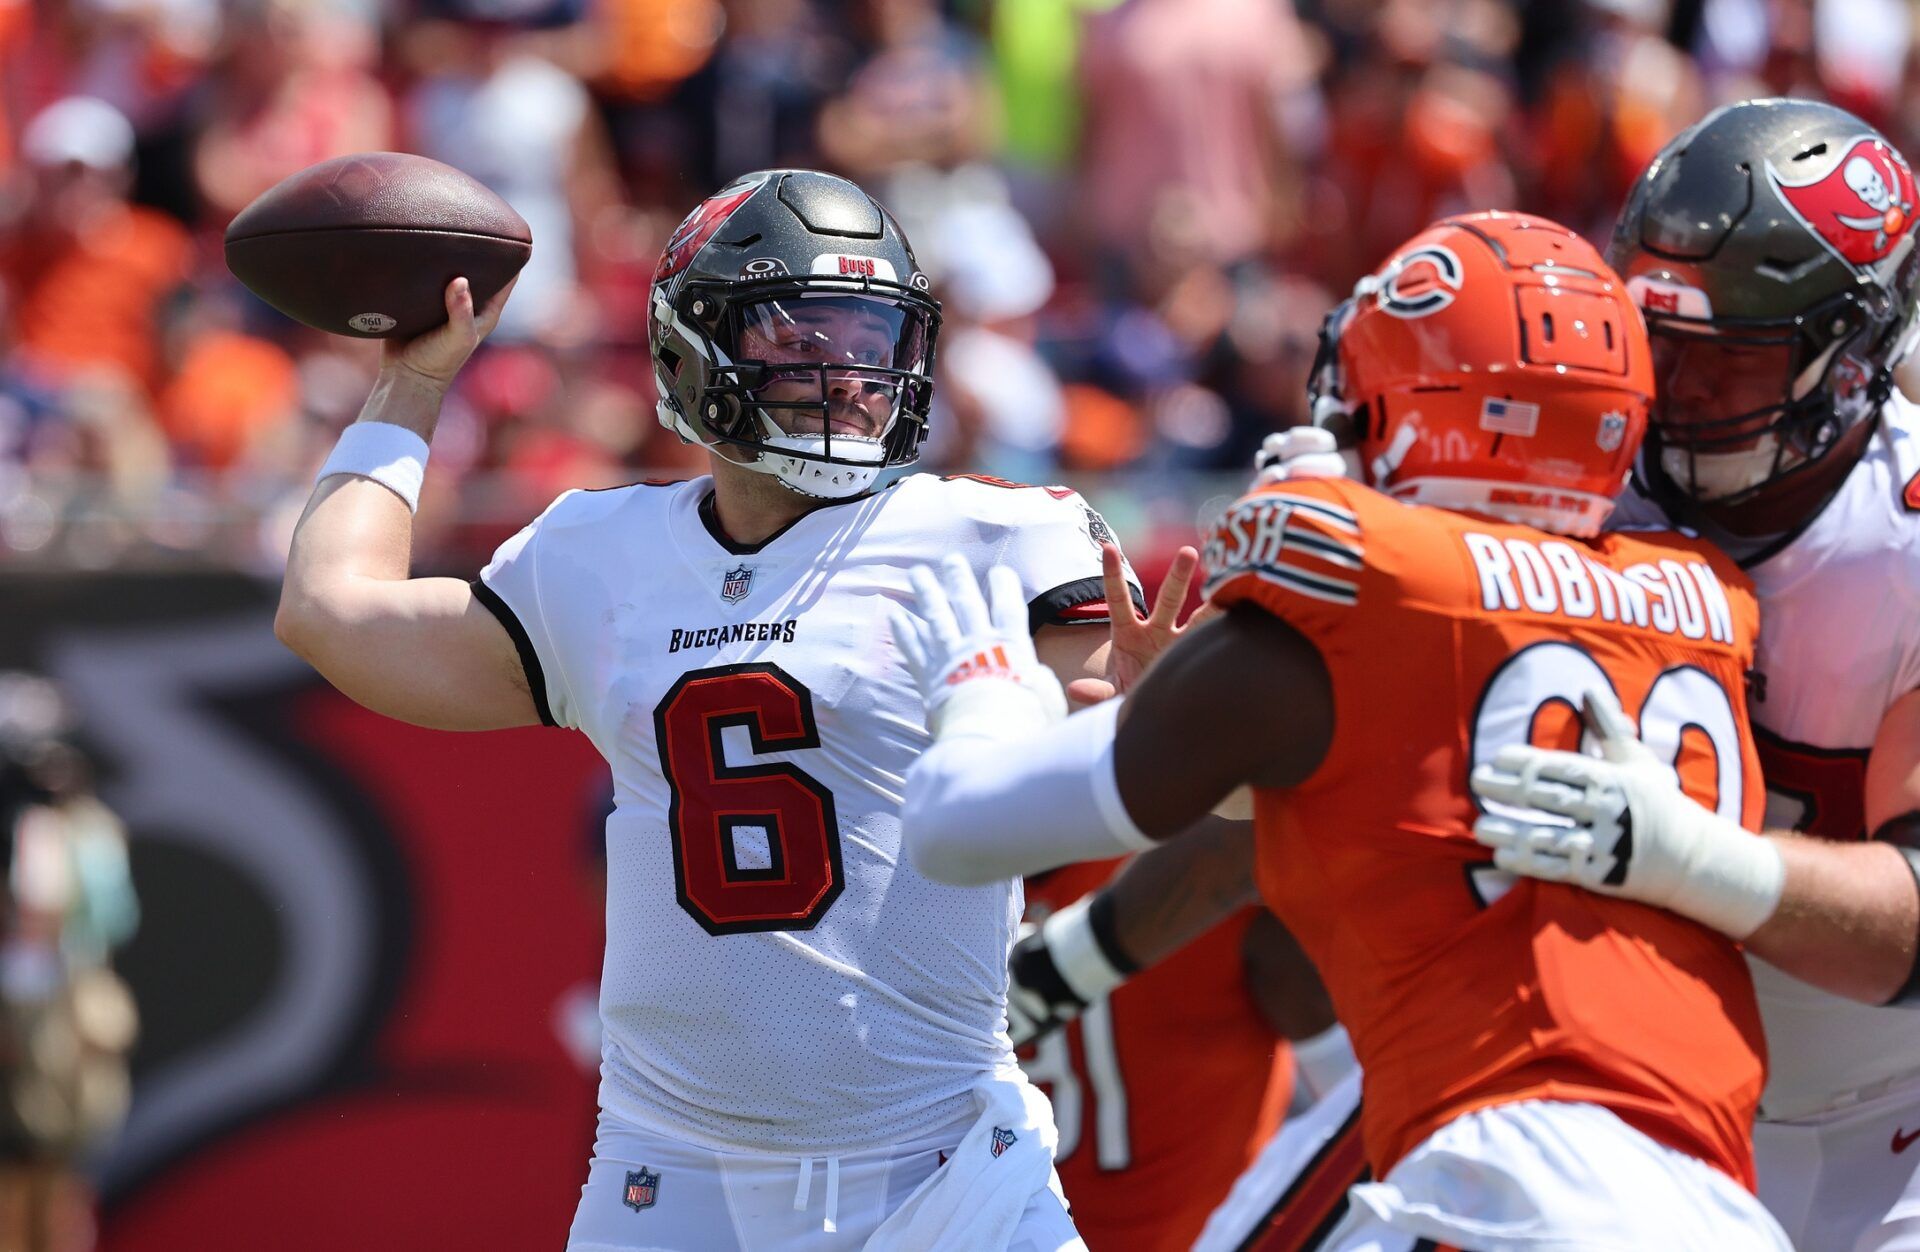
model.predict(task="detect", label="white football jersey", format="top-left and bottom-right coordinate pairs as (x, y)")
top-left (477, 472), bottom-right (1129, 1154)
top-left (1613, 394), bottom-right (1920, 1119)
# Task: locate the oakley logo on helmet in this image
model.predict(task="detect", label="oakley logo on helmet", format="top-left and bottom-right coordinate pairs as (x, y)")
top-left (656, 174), bottom-right (770, 284)
top-left (1361, 244), bottom-right (1464, 319)
top-left (741, 257), bottom-right (789, 278)
top-left (1767, 137), bottom-right (1917, 271)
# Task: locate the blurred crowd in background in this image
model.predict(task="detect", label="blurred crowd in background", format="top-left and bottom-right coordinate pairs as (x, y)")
top-left (3, 0), bottom-right (1918, 575)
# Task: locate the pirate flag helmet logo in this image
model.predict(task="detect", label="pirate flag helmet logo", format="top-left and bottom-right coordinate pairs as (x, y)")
top-left (1767, 136), bottom-right (1918, 272)
top-left (654, 174), bottom-right (771, 285)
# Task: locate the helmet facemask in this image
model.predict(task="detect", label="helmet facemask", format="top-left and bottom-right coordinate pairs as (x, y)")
top-left (660, 277), bottom-right (940, 499)
top-left (1606, 100), bottom-right (1920, 535)
top-left (1643, 288), bottom-right (1893, 509)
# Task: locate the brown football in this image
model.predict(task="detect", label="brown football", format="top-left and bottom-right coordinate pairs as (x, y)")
top-left (224, 152), bottom-right (532, 340)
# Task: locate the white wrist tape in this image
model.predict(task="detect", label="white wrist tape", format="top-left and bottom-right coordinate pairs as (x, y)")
top-left (317, 421), bottom-right (430, 513)
top-left (1668, 816), bottom-right (1786, 941)
top-left (1041, 897), bottom-right (1128, 1004)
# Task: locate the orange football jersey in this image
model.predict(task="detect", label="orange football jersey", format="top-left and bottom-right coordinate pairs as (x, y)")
top-left (1020, 858), bottom-right (1292, 1251)
top-left (1202, 476), bottom-right (1768, 1189)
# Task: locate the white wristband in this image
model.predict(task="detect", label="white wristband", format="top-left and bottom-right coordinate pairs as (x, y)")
top-left (1042, 896), bottom-right (1128, 1004)
top-left (317, 421), bottom-right (430, 513)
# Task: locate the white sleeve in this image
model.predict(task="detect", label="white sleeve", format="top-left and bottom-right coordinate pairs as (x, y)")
top-left (473, 495), bottom-right (580, 730)
top-left (997, 490), bottom-right (1144, 631)
top-left (902, 699), bottom-right (1154, 886)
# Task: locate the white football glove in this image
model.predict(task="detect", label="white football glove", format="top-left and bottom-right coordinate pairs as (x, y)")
top-left (1252, 426), bottom-right (1352, 488)
top-left (891, 555), bottom-right (1067, 742)
top-left (1468, 688), bottom-right (1784, 940)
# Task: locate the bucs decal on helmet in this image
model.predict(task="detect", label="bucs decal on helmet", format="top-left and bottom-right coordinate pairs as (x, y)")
top-left (1767, 137), bottom-right (1917, 271)
top-left (656, 174), bottom-right (770, 284)
top-left (1360, 245), bottom-right (1465, 319)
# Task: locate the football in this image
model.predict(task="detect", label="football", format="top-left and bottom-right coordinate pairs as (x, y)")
top-left (224, 152), bottom-right (531, 340)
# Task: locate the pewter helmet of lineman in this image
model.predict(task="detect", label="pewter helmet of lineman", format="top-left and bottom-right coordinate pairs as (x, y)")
top-left (1608, 99), bottom-right (1920, 530)
top-left (649, 170), bottom-right (942, 499)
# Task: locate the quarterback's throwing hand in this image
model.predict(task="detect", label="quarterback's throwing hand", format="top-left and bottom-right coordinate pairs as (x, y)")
top-left (383, 275), bottom-right (518, 390)
top-left (1469, 688), bottom-right (1784, 940)
top-left (892, 555), bottom-right (1067, 742)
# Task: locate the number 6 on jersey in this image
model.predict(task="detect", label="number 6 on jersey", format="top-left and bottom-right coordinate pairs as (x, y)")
top-left (653, 663), bottom-right (844, 934)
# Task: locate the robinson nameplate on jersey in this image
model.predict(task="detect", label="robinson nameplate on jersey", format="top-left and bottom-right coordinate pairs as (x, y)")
top-left (1463, 533), bottom-right (1735, 643)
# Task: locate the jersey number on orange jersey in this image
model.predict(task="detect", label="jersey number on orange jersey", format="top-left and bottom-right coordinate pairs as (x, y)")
top-left (653, 663), bottom-right (844, 934)
top-left (1468, 641), bottom-right (1745, 899)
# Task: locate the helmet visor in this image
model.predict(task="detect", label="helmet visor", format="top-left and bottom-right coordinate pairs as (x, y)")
top-left (725, 293), bottom-right (934, 446)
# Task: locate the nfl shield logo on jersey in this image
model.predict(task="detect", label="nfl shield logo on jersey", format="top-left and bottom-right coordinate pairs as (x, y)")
top-left (720, 565), bottom-right (754, 604)
top-left (990, 1127), bottom-right (1017, 1158)
top-left (623, 1167), bottom-right (660, 1212)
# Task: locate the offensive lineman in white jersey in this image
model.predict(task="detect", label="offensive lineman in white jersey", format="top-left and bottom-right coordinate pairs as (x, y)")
top-left (1472, 100), bottom-right (1920, 1251)
top-left (275, 169), bottom-right (1129, 1250)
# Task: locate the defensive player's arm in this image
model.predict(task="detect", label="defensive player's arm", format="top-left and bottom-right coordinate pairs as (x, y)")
top-left (275, 279), bottom-right (541, 731)
top-left (1242, 910), bottom-right (1358, 1099)
top-left (1005, 817), bottom-right (1259, 1043)
top-left (902, 602), bottom-right (1333, 884)
top-left (1742, 688), bottom-right (1920, 1004)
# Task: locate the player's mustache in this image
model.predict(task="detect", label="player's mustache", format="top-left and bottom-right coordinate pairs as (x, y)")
top-left (758, 385), bottom-right (893, 435)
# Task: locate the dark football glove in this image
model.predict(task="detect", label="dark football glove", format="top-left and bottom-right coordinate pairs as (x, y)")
top-left (1006, 895), bottom-right (1136, 1048)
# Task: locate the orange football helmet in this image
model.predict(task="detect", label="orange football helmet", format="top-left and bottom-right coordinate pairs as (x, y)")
top-left (1311, 211), bottom-right (1653, 536)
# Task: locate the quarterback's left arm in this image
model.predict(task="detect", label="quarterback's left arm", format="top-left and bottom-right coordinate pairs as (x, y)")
top-left (1473, 688), bottom-right (1920, 1005)
top-left (1032, 623), bottom-right (1109, 701)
